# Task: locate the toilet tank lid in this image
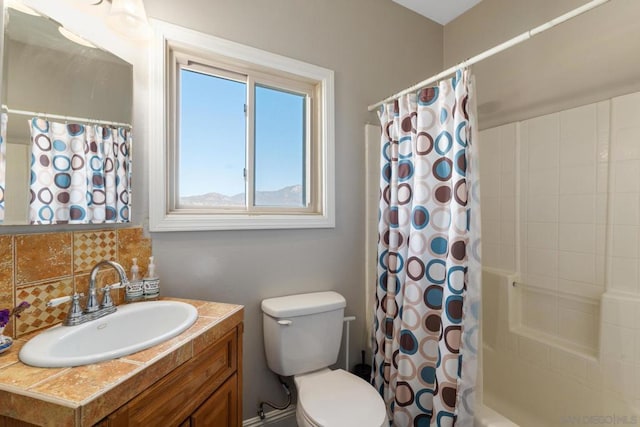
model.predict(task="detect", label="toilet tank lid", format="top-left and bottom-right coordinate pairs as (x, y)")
top-left (261, 291), bottom-right (346, 318)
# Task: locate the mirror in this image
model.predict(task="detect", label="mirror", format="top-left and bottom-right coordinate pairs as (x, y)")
top-left (1, 4), bottom-right (133, 225)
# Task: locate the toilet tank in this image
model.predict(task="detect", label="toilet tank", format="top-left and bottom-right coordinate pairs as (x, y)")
top-left (262, 291), bottom-right (346, 376)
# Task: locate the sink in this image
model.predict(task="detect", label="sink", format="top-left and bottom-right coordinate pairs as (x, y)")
top-left (19, 300), bottom-right (198, 368)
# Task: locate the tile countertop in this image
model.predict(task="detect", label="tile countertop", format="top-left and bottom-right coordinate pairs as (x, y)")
top-left (0, 298), bottom-right (244, 427)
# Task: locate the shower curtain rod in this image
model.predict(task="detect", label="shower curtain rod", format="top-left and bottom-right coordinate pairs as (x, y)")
top-left (368, 0), bottom-right (612, 111)
top-left (1, 104), bottom-right (132, 129)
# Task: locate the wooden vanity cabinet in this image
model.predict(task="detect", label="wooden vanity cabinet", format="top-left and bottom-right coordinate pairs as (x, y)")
top-left (97, 324), bottom-right (242, 427)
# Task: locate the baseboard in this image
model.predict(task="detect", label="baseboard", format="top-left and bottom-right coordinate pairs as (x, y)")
top-left (243, 406), bottom-right (297, 427)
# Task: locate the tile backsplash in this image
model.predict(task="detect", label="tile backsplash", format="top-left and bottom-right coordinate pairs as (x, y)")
top-left (1, 227), bottom-right (151, 338)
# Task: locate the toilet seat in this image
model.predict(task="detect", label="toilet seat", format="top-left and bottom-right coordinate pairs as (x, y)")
top-left (294, 369), bottom-right (387, 427)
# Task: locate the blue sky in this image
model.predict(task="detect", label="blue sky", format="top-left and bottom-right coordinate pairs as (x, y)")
top-left (179, 69), bottom-right (304, 198)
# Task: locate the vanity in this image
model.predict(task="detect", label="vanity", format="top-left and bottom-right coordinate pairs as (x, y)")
top-left (0, 298), bottom-right (243, 427)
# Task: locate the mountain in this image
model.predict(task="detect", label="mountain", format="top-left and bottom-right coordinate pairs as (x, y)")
top-left (180, 184), bottom-right (304, 207)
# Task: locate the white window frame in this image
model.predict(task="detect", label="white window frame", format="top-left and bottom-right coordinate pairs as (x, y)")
top-left (148, 19), bottom-right (335, 231)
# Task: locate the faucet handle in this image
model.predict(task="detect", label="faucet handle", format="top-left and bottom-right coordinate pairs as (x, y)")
top-left (105, 282), bottom-right (126, 289)
top-left (100, 285), bottom-right (115, 309)
top-left (47, 295), bottom-right (73, 307)
top-left (47, 293), bottom-right (84, 307)
top-left (48, 293), bottom-right (84, 325)
top-left (68, 293), bottom-right (84, 321)
top-left (100, 282), bottom-right (126, 309)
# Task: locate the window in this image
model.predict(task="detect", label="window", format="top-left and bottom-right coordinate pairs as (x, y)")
top-left (148, 20), bottom-right (334, 231)
top-left (175, 61), bottom-right (312, 211)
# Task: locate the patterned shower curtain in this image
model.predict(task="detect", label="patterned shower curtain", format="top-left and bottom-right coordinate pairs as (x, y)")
top-left (0, 113), bottom-right (6, 223)
top-left (372, 69), bottom-right (481, 427)
top-left (29, 118), bottom-right (131, 224)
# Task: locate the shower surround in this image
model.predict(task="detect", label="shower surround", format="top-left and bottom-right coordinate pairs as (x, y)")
top-left (479, 90), bottom-right (640, 425)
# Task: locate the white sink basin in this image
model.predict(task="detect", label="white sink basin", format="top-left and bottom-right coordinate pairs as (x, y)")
top-left (19, 300), bottom-right (198, 368)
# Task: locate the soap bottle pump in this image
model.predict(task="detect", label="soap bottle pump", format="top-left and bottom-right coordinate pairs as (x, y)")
top-left (143, 256), bottom-right (160, 300)
top-left (125, 258), bottom-right (144, 302)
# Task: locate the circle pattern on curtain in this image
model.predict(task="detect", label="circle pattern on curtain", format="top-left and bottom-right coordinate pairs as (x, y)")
top-left (373, 69), bottom-right (480, 427)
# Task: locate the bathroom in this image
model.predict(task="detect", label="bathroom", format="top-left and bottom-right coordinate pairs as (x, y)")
top-left (0, 0), bottom-right (639, 426)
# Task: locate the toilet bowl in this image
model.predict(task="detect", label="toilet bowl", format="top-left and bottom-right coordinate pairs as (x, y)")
top-left (294, 369), bottom-right (387, 427)
top-left (261, 291), bottom-right (387, 427)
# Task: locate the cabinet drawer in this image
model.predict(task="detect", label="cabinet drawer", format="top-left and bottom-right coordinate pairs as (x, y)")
top-left (112, 329), bottom-right (237, 426)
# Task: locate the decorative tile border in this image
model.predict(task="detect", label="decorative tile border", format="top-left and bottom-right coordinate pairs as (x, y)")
top-left (73, 230), bottom-right (117, 274)
top-left (15, 279), bottom-right (74, 337)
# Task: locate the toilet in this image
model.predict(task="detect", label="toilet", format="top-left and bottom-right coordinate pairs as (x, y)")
top-left (261, 291), bottom-right (387, 427)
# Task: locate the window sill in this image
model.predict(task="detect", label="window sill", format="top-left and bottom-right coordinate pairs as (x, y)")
top-left (149, 211), bottom-right (335, 232)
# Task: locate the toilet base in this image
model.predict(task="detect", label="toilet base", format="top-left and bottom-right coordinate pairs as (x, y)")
top-left (293, 368), bottom-right (387, 427)
top-left (296, 407), bottom-right (317, 427)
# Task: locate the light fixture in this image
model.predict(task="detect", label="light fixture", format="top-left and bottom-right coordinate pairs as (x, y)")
top-left (6, 0), bottom-right (40, 16)
top-left (106, 0), bottom-right (151, 41)
top-left (58, 26), bottom-right (97, 48)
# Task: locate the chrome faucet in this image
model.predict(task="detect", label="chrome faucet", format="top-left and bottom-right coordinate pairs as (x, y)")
top-left (87, 260), bottom-right (129, 312)
top-left (47, 260), bottom-right (130, 326)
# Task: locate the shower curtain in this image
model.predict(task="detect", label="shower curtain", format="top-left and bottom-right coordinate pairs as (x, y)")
top-left (0, 113), bottom-right (6, 224)
top-left (372, 69), bottom-right (481, 427)
top-left (29, 118), bottom-right (131, 224)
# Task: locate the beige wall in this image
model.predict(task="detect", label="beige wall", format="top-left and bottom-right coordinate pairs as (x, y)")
top-left (142, 0), bottom-right (443, 421)
top-left (444, 0), bottom-right (640, 129)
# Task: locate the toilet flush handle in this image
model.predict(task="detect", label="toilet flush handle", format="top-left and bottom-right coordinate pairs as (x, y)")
top-left (277, 319), bottom-right (293, 326)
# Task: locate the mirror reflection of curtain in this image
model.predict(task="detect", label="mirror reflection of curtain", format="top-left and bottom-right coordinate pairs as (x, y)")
top-left (29, 118), bottom-right (131, 224)
top-left (0, 113), bottom-right (6, 223)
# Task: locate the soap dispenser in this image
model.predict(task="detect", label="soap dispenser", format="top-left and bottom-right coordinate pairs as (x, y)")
top-left (125, 258), bottom-right (144, 302)
top-left (143, 256), bottom-right (160, 300)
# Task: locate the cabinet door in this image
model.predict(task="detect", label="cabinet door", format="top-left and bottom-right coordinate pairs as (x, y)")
top-left (190, 374), bottom-right (238, 427)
